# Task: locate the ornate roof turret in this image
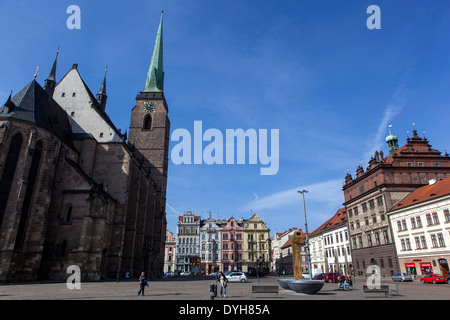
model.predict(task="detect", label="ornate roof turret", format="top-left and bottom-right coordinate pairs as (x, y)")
top-left (96, 66), bottom-right (108, 112)
top-left (43, 48), bottom-right (59, 98)
top-left (386, 125), bottom-right (399, 156)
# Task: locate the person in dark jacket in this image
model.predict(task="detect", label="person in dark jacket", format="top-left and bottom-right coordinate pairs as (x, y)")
top-left (138, 272), bottom-right (147, 296)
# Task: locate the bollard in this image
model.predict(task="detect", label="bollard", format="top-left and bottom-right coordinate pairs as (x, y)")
top-left (210, 283), bottom-right (216, 300)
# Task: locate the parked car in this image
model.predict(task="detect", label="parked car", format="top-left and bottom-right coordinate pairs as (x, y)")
top-left (180, 271), bottom-right (191, 276)
top-left (302, 272), bottom-right (311, 279)
top-left (224, 270), bottom-right (241, 276)
top-left (163, 271), bottom-right (176, 277)
top-left (392, 273), bottom-right (413, 282)
top-left (447, 276), bottom-right (450, 285)
top-left (421, 274), bottom-right (447, 284)
top-left (313, 273), bottom-right (326, 280)
top-left (226, 271), bottom-right (248, 283)
top-left (319, 272), bottom-right (346, 283)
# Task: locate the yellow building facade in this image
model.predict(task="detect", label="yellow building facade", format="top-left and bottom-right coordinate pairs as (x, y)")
top-left (243, 214), bottom-right (271, 274)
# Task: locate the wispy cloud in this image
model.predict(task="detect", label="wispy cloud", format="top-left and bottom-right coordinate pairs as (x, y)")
top-left (364, 85), bottom-right (408, 159)
top-left (242, 178), bottom-right (344, 212)
top-left (166, 203), bottom-right (182, 217)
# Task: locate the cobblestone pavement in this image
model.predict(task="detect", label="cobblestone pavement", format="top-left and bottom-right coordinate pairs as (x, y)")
top-left (0, 275), bottom-right (448, 300)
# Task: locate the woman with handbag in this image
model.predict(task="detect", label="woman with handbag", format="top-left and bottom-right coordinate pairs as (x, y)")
top-left (217, 271), bottom-right (228, 298)
top-left (138, 272), bottom-right (147, 296)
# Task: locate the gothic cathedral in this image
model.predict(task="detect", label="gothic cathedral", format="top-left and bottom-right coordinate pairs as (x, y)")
top-left (0, 13), bottom-right (169, 282)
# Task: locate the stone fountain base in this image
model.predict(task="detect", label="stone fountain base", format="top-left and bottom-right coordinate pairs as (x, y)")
top-left (278, 278), bottom-right (324, 295)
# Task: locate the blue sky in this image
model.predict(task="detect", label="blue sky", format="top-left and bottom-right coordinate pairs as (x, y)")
top-left (1, 1), bottom-right (449, 236)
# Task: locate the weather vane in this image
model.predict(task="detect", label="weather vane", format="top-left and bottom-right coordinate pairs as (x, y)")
top-left (34, 66), bottom-right (39, 79)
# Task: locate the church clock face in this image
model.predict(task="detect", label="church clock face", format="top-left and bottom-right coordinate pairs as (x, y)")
top-left (143, 102), bottom-right (156, 113)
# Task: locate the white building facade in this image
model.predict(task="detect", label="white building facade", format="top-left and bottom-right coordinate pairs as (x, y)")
top-left (176, 211), bottom-right (200, 273)
top-left (199, 216), bottom-right (221, 274)
top-left (388, 178), bottom-right (450, 278)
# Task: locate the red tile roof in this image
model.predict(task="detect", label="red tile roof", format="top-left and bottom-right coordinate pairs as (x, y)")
top-left (310, 208), bottom-right (347, 236)
top-left (391, 177), bottom-right (450, 211)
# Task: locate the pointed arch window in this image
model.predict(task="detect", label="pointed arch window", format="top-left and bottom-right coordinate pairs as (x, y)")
top-left (0, 133), bottom-right (23, 230)
top-left (143, 114), bottom-right (153, 130)
top-left (57, 240), bottom-right (68, 258)
top-left (65, 205), bottom-right (73, 223)
top-left (14, 140), bottom-right (44, 251)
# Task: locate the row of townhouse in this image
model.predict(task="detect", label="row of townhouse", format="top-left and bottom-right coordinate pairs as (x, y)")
top-left (170, 211), bottom-right (271, 275)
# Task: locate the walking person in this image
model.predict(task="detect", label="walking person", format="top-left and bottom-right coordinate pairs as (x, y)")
top-left (138, 272), bottom-right (147, 296)
top-left (216, 271), bottom-right (228, 298)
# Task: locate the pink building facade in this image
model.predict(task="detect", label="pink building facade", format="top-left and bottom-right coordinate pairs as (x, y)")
top-left (221, 217), bottom-right (244, 272)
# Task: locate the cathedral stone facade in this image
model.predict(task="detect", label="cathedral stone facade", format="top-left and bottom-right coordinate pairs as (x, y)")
top-left (0, 15), bottom-right (169, 282)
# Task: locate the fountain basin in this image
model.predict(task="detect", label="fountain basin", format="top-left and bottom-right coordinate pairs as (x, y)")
top-left (277, 278), bottom-right (294, 290)
top-left (288, 279), bottom-right (325, 295)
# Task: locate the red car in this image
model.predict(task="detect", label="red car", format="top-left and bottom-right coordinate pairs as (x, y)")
top-left (314, 272), bottom-right (346, 283)
top-left (421, 274), bottom-right (447, 284)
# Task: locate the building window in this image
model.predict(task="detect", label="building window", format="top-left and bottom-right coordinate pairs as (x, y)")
top-left (431, 234), bottom-right (438, 248)
top-left (415, 236), bottom-right (421, 249)
top-left (435, 163), bottom-right (440, 167)
top-left (411, 217), bottom-right (417, 229)
top-left (65, 205), bottom-right (73, 223)
top-left (426, 213), bottom-right (433, 226)
top-left (444, 209), bottom-right (450, 222)
top-left (362, 203), bottom-right (368, 212)
top-left (15, 140), bottom-right (44, 251)
top-left (376, 196), bottom-right (383, 207)
top-left (405, 238), bottom-right (411, 250)
top-left (402, 219), bottom-right (407, 230)
top-left (57, 240), bottom-right (68, 258)
top-left (432, 212), bottom-right (439, 224)
top-left (407, 162), bottom-right (413, 167)
top-left (383, 230), bottom-right (389, 244)
top-left (367, 234), bottom-right (372, 247)
top-left (437, 233), bottom-right (445, 247)
top-left (143, 114), bottom-right (152, 130)
top-left (0, 133), bottom-right (23, 229)
top-left (375, 232), bottom-right (380, 245)
top-left (420, 236), bottom-right (427, 249)
top-left (416, 216), bottom-right (423, 228)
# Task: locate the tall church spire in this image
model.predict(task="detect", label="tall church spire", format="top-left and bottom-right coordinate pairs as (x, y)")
top-left (96, 66), bottom-right (108, 112)
top-left (143, 12), bottom-right (164, 93)
top-left (44, 48), bottom-right (59, 98)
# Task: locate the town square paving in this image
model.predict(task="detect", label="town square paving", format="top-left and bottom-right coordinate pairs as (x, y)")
top-left (0, 275), bottom-right (448, 300)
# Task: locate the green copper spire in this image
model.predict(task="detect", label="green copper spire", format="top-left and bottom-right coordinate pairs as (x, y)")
top-left (143, 12), bottom-right (164, 92)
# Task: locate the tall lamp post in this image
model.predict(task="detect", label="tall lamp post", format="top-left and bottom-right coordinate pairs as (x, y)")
top-left (298, 190), bottom-right (312, 279)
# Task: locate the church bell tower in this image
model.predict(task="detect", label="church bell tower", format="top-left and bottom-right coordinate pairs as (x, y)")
top-left (128, 11), bottom-right (170, 204)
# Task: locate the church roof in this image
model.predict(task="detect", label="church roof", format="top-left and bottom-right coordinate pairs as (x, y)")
top-left (0, 79), bottom-right (74, 147)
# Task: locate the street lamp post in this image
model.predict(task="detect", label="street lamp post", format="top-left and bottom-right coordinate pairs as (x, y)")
top-left (298, 190), bottom-right (312, 279)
